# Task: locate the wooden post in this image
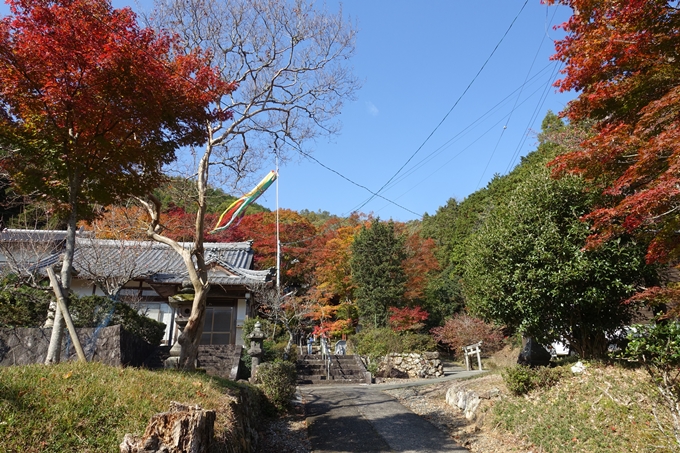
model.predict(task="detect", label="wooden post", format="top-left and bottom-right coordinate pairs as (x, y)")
top-left (46, 267), bottom-right (86, 362)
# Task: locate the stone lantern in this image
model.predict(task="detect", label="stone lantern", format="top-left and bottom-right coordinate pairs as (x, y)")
top-left (248, 321), bottom-right (265, 381)
top-left (164, 290), bottom-right (195, 369)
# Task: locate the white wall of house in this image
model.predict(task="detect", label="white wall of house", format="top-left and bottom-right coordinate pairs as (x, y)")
top-left (236, 297), bottom-right (247, 346)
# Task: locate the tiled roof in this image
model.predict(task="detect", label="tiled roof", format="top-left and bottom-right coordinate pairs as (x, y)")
top-left (72, 238), bottom-right (272, 285)
top-left (1, 230), bottom-right (272, 286)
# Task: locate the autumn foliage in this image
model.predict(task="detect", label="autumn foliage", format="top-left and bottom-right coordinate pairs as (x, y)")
top-left (547, 1), bottom-right (680, 266)
top-left (0, 0), bottom-right (224, 218)
top-left (430, 313), bottom-right (505, 358)
top-left (388, 306), bottom-right (429, 332)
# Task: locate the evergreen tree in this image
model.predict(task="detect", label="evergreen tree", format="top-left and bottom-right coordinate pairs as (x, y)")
top-left (350, 219), bottom-right (406, 328)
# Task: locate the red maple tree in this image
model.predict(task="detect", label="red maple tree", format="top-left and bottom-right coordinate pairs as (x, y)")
top-left (388, 306), bottom-right (429, 332)
top-left (214, 209), bottom-right (317, 286)
top-left (546, 1), bottom-right (680, 267)
top-left (0, 0), bottom-right (224, 362)
top-left (0, 0), bottom-right (223, 217)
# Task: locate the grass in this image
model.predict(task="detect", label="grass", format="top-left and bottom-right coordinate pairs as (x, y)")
top-left (489, 363), bottom-right (677, 453)
top-left (0, 361), bottom-right (246, 453)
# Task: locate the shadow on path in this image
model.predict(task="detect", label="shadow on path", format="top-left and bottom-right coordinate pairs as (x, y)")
top-left (301, 367), bottom-right (482, 453)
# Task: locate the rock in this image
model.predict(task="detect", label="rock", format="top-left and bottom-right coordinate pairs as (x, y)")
top-left (571, 361), bottom-right (586, 374)
top-left (479, 388), bottom-right (500, 399)
top-left (517, 338), bottom-right (552, 367)
top-left (375, 367), bottom-right (409, 379)
top-left (446, 382), bottom-right (502, 422)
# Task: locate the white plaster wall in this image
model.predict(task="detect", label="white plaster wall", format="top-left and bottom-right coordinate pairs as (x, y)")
top-left (70, 279), bottom-right (104, 297)
top-left (235, 298), bottom-right (246, 346)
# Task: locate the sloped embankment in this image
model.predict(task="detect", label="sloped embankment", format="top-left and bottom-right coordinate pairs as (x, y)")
top-left (388, 363), bottom-right (678, 453)
top-left (0, 361), bottom-right (263, 452)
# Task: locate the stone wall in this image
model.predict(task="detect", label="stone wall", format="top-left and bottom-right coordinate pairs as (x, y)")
top-left (445, 380), bottom-right (501, 422)
top-left (377, 352), bottom-right (444, 379)
top-left (0, 325), bottom-right (154, 367)
top-left (198, 345), bottom-right (244, 381)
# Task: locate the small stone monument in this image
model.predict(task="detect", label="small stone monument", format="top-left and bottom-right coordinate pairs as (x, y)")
top-left (517, 337), bottom-right (552, 367)
top-left (248, 321), bottom-right (265, 382)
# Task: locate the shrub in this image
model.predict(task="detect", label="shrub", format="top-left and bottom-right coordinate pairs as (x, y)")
top-left (240, 338), bottom-right (283, 378)
top-left (0, 283), bottom-right (52, 327)
top-left (502, 365), bottom-right (567, 396)
top-left (241, 317), bottom-right (277, 343)
top-left (69, 296), bottom-right (166, 346)
top-left (0, 287), bottom-right (165, 346)
top-left (350, 327), bottom-right (436, 360)
top-left (430, 313), bottom-right (505, 358)
top-left (255, 360), bottom-right (297, 413)
top-left (618, 322), bottom-right (680, 447)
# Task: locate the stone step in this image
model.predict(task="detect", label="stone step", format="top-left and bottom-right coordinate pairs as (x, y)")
top-left (297, 369), bottom-right (366, 377)
top-left (296, 354), bottom-right (370, 385)
top-left (299, 355), bottom-right (357, 362)
top-left (297, 375), bottom-right (368, 385)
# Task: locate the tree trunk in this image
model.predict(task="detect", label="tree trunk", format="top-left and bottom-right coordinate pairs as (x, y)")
top-left (120, 402), bottom-right (216, 453)
top-left (177, 284), bottom-right (209, 370)
top-left (176, 145), bottom-right (211, 370)
top-left (283, 327), bottom-right (295, 361)
top-left (45, 180), bottom-right (79, 364)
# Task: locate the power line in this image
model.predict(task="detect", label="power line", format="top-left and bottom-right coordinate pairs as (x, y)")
top-left (378, 63), bottom-right (555, 194)
top-left (78, 2), bottom-right (425, 221)
top-left (475, 4), bottom-right (558, 189)
top-left (504, 62), bottom-right (563, 173)
top-left (371, 80), bottom-right (553, 216)
top-left (352, 0), bottom-right (530, 214)
top-left (502, 4), bottom-right (564, 174)
top-left (296, 149), bottom-right (423, 218)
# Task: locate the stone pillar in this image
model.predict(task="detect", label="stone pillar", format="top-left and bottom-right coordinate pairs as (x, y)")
top-left (248, 321), bottom-right (264, 382)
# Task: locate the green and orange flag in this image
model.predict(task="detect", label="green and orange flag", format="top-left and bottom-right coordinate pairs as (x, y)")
top-left (209, 170), bottom-right (278, 233)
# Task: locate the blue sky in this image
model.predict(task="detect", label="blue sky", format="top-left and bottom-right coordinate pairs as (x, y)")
top-left (265, 1), bottom-right (576, 222)
top-left (2, 0), bottom-right (576, 222)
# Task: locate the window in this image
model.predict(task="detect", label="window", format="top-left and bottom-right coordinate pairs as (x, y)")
top-left (201, 307), bottom-right (234, 345)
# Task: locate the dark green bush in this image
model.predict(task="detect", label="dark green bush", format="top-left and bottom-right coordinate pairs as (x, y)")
top-left (241, 338), bottom-right (288, 378)
top-left (502, 365), bottom-right (567, 396)
top-left (69, 296), bottom-right (166, 346)
top-left (0, 283), bottom-right (165, 345)
top-left (241, 317), bottom-right (277, 343)
top-left (0, 283), bottom-right (52, 327)
top-left (350, 327), bottom-right (436, 360)
top-left (255, 360), bottom-right (297, 413)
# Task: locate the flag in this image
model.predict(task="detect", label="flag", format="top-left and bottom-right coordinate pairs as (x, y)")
top-left (209, 170), bottom-right (277, 233)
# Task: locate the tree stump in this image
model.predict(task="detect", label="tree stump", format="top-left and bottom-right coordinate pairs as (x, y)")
top-left (120, 402), bottom-right (216, 453)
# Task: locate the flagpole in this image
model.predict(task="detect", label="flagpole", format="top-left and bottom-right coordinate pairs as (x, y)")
top-left (276, 153), bottom-right (281, 297)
